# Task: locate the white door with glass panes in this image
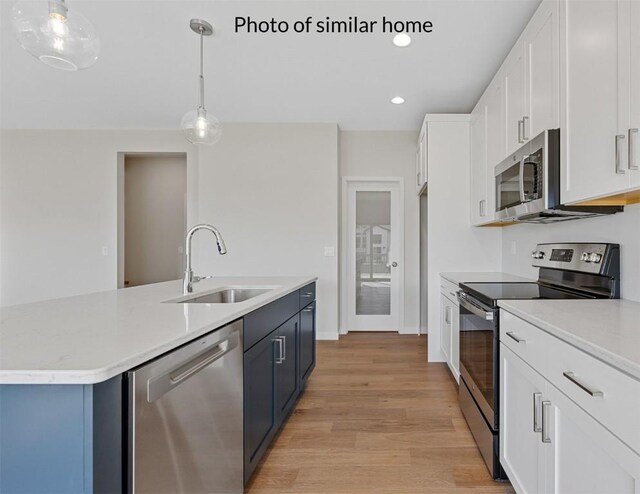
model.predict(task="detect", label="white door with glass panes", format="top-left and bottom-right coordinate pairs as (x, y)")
top-left (347, 181), bottom-right (403, 331)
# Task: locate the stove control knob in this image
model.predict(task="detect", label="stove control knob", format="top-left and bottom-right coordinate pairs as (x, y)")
top-left (531, 251), bottom-right (545, 260)
top-left (589, 253), bottom-right (603, 263)
top-left (581, 252), bottom-right (590, 261)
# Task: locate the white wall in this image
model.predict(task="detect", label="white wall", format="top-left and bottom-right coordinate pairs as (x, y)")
top-left (124, 154), bottom-right (186, 287)
top-left (0, 130), bottom-right (199, 307)
top-left (502, 203), bottom-right (640, 301)
top-left (426, 117), bottom-right (502, 362)
top-left (338, 130), bottom-right (420, 334)
top-left (196, 123), bottom-right (339, 340)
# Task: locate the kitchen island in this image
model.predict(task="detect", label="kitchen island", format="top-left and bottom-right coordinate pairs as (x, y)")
top-left (0, 276), bottom-right (317, 493)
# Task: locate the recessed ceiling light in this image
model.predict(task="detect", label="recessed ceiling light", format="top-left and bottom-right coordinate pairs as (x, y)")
top-left (391, 96), bottom-right (405, 105)
top-left (393, 33), bottom-right (412, 47)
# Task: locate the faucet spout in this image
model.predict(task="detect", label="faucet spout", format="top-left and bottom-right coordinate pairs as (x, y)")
top-left (183, 224), bottom-right (227, 294)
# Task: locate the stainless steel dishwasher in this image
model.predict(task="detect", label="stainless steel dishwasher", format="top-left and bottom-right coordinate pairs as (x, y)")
top-left (128, 320), bottom-right (243, 494)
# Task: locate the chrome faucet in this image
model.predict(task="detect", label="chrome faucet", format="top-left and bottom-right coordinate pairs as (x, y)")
top-left (183, 224), bottom-right (227, 294)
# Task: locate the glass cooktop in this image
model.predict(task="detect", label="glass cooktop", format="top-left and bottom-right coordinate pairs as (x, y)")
top-left (460, 282), bottom-right (595, 307)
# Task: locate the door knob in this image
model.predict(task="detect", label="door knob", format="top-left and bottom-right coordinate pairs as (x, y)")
top-left (391, 262), bottom-right (398, 267)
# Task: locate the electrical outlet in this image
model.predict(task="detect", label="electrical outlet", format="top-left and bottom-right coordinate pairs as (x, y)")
top-left (102, 246), bottom-right (109, 257)
top-left (324, 246), bottom-right (335, 257)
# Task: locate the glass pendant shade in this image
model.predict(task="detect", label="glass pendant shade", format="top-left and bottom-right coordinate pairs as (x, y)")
top-left (181, 107), bottom-right (222, 146)
top-left (11, 0), bottom-right (100, 71)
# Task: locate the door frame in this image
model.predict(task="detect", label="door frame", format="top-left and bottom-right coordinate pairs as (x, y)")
top-left (340, 177), bottom-right (405, 334)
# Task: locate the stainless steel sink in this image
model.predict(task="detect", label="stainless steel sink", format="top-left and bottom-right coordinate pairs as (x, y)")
top-left (178, 287), bottom-right (274, 304)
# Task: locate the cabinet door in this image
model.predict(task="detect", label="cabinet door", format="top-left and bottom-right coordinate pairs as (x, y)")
top-left (524, 0), bottom-right (559, 140)
top-left (299, 303), bottom-right (316, 385)
top-left (505, 46), bottom-right (527, 154)
top-left (276, 316), bottom-right (300, 421)
top-left (500, 344), bottom-right (546, 494)
top-left (440, 296), bottom-right (452, 362)
top-left (561, 0), bottom-right (630, 203)
top-left (449, 301), bottom-right (460, 382)
top-left (544, 383), bottom-right (640, 494)
top-left (486, 78), bottom-right (506, 174)
top-left (628, 0), bottom-right (640, 186)
top-left (470, 103), bottom-right (488, 225)
top-left (244, 332), bottom-right (278, 482)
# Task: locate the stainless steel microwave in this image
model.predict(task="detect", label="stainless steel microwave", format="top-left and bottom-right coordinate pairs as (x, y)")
top-left (494, 129), bottom-right (622, 223)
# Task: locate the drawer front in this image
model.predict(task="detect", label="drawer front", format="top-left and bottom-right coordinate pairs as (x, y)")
top-left (244, 291), bottom-right (299, 351)
top-left (544, 334), bottom-right (640, 456)
top-left (440, 278), bottom-right (460, 305)
top-left (500, 310), bottom-right (555, 376)
top-left (299, 282), bottom-right (316, 309)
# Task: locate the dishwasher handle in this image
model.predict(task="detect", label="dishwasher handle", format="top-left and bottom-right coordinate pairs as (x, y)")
top-left (147, 330), bottom-right (239, 402)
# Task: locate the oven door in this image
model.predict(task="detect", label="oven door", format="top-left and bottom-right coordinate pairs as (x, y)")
top-left (457, 292), bottom-right (499, 430)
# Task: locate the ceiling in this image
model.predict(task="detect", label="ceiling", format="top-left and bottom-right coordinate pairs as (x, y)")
top-left (0, 0), bottom-right (541, 130)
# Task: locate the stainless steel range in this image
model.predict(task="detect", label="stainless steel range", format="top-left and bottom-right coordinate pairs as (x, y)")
top-left (456, 243), bottom-right (620, 480)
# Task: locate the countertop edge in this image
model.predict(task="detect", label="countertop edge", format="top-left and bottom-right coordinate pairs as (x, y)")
top-left (0, 276), bottom-right (318, 385)
top-left (498, 301), bottom-right (640, 381)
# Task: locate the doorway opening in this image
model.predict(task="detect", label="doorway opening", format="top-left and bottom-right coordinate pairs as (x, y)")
top-left (342, 178), bottom-right (404, 332)
top-left (118, 153), bottom-right (187, 288)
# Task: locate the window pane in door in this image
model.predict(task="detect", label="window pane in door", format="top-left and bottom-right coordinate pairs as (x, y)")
top-left (355, 191), bottom-right (391, 315)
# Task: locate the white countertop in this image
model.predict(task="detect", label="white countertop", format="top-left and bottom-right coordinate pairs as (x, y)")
top-left (440, 272), bottom-right (533, 285)
top-left (499, 299), bottom-right (640, 380)
top-left (0, 276), bottom-right (316, 385)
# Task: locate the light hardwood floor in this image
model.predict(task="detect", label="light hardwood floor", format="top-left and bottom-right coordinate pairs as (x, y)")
top-left (246, 332), bottom-right (514, 494)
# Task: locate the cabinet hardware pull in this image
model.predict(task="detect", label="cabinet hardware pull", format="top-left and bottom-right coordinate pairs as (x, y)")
top-left (522, 116), bottom-right (529, 140)
top-left (281, 335), bottom-right (286, 361)
top-left (533, 392), bottom-right (542, 432)
top-left (616, 134), bottom-right (626, 174)
top-left (518, 119), bottom-right (524, 143)
top-left (444, 306), bottom-right (451, 324)
top-left (506, 331), bottom-right (526, 343)
top-left (630, 129), bottom-right (639, 170)
top-left (302, 307), bottom-right (314, 312)
top-left (302, 292), bottom-right (313, 297)
top-left (273, 338), bottom-right (284, 364)
top-left (541, 401), bottom-right (551, 443)
top-left (417, 172), bottom-right (420, 186)
top-left (562, 371), bottom-right (603, 397)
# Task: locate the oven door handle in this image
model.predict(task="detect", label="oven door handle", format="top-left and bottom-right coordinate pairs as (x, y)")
top-left (457, 292), bottom-right (495, 321)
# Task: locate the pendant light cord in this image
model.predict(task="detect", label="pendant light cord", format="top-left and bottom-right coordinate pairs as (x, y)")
top-left (198, 28), bottom-right (205, 110)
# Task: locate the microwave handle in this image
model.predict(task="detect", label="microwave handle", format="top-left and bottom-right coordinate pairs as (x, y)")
top-left (519, 157), bottom-right (527, 203)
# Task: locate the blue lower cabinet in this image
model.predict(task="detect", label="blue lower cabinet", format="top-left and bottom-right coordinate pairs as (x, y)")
top-left (299, 302), bottom-right (316, 386)
top-left (276, 315), bottom-right (300, 421)
top-left (243, 329), bottom-right (279, 484)
top-left (0, 376), bottom-right (123, 494)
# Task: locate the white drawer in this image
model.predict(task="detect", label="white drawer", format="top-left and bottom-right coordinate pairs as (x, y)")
top-left (500, 310), bottom-right (555, 377)
top-left (544, 333), bottom-right (640, 456)
top-left (440, 278), bottom-right (460, 305)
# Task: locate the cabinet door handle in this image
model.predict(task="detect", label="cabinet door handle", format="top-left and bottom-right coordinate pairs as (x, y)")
top-left (533, 392), bottom-right (542, 432)
top-left (522, 116), bottom-right (529, 140)
top-left (518, 119), bottom-right (524, 144)
top-left (281, 335), bottom-right (287, 361)
top-left (541, 401), bottom-right (551, 443)
top-left (616, 134), bottom-right (626, 174)
top-left (629, 128), bottom-right (639, 170)
top-left (302, 307), bottom-right (314, 312)
top-left (273, 338), bottom-right (284, 364)
top-left (506, 331), bottom-right (526, 343)
top-left (444, 306), bottom-right (451, 324)
top-left (301, 292), bottom-right (313, 298)
top-left (563, 371), bottom-right (603, 397)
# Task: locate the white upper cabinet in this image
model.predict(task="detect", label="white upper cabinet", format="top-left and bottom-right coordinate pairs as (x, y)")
top-left (470, 101), bottom-right (489, 225)
top-left (561, 0), bottom-right (640, 203)
top-left (624, 0), bottom-right (640, 188)
top-left (486, 76), bottom-right (506, 174)
top-left (524, 0), bottom-right (560, 140)
top-left (416, 120), bottom-right (428, 194)
top-left (560, 0), bottom-right (628, 203)
top-left (504, 48), bottom-right (527, 155)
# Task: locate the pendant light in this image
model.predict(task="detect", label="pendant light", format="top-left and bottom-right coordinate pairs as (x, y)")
top-left (11, 0), bottom-right (100, 71)
top-left (181, 19), bottom-right (221, 146)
